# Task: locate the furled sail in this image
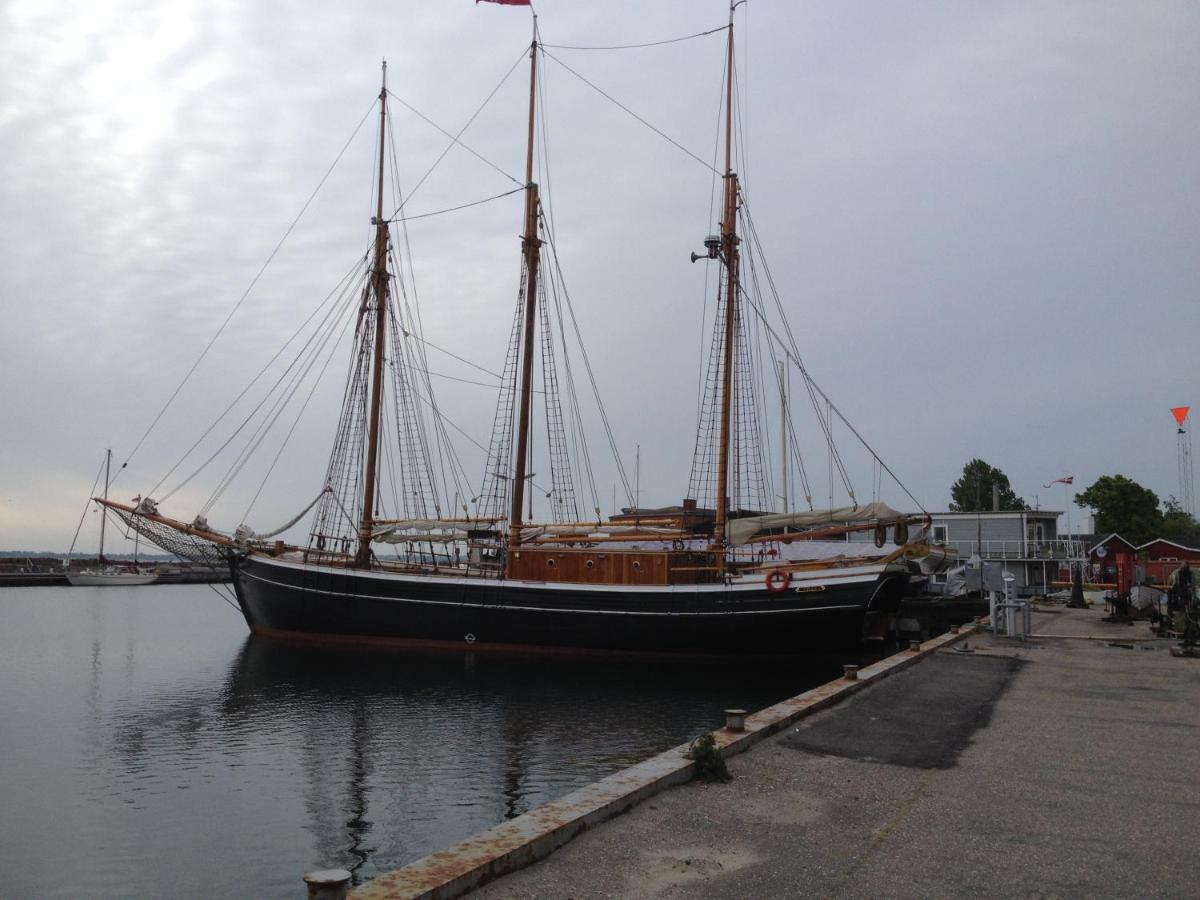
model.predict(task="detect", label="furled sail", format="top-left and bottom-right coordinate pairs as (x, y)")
top-left (726, 502), bottom-right (905, 547)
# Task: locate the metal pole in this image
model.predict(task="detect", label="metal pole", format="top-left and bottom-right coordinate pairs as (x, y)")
top-left (98, 448), bottom-right (110, 563)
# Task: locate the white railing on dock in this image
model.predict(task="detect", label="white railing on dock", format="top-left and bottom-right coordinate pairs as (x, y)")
top-left (938, 539), bottom-right (1087, 561)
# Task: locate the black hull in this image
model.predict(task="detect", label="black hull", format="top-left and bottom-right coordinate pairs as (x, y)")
top-left (229, 555), bottom-right (908, 656)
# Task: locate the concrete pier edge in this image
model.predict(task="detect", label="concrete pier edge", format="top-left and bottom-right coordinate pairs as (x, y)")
top-left (349, 624), bottom-right (976, 900)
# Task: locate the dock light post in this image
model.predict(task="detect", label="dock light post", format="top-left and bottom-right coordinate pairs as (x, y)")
top-left (304, 868), bottom-right (351, 900)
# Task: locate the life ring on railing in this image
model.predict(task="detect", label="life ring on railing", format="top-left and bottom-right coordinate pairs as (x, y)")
top-left (765, 569), bottom-right (790, 594)
top-left (894, 521), bottom-right (910, 545)
top-left (874, 523), bottom-right (887, 548)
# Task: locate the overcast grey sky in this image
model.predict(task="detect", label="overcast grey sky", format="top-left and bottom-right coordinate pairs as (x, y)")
top-left (2, 0), bottom-right (1198, 551)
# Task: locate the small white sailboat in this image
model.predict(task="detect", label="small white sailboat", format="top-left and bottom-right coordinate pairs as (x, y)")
top-left (67, 449), bottom-right (157, 586)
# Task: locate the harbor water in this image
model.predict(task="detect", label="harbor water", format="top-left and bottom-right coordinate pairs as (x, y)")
top-left (0, 585), bottom-right (853, 898)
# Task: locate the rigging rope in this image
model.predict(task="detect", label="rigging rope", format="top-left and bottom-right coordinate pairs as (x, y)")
top-left (737, 257), bottom-right (926, 514)
top-left (117, 97), bottom-right (379, 486)
top-left (392, 187), bottom-right (523, 223)
top-left (238, 486), bottom-right (331, 540)
top-left (66, 455), bottom-right (107, 557)
top-left (386, 90), bottom-right (520, 186)
top-left (385, 45), bottom-right (529, 219)
top-left (149, 253), bottom-right (369, 499)
top-left (542, 24), bottom-right (727, 52)
top-left (240, 287), bottom-right (362, 524)
top-left (540, 47), bottom-right (719, 175)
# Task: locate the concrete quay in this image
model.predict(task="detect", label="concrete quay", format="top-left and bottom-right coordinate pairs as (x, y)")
top-left (464, 605), bottom-right (1199, 899)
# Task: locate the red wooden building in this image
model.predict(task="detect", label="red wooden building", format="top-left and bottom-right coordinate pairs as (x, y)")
top-left (1136, 538), bottom-right (1200, 583)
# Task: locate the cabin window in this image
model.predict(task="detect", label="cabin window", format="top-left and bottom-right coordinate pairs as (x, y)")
top-left (586, 559), bottom-right (595, 568)
top-left (632, 561), bottom-right (642, 570)
top-left (932, 525), bottom-right (948, 544)
top-left (546, 558), bottom-right (556, 567)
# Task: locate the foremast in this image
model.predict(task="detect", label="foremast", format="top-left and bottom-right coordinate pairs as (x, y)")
top-left (356, 62), bottom-right (392, 567)
top-left (711, 8), bottom-right (741, 563)
top-left (508, 30), bottom-right (541, 550)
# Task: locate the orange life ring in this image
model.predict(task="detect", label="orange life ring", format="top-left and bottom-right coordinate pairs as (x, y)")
top-left (765, 569), bottom-right (790, 594)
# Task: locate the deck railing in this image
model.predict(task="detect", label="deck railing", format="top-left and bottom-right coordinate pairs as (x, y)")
top-left (938, 539), bottom-right (1087, 561)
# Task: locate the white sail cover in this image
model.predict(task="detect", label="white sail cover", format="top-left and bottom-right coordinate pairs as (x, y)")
top-left (726, 502), bottom-right (906, 547)
top-left (372, 520), bottom-right (476, 543)
top-left (534, 525), bottom-right (681, 537)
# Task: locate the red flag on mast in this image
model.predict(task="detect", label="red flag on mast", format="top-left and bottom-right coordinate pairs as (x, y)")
top-left (1043, 476), bottom-right (1074, 488)
top-left (1171, 406), bottom-right (1190, 427)
top-left (477, 0), bottom-right (531, 5)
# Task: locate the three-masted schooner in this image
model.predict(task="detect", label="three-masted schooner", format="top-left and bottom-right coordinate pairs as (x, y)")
top-left (99, 12), bottom-right (935, 655)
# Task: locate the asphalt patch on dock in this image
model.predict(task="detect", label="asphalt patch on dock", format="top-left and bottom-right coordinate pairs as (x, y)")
top-left (780, 652), bottom-right (1022, 769)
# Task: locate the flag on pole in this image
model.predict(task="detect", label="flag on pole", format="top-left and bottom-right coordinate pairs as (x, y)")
top-left (1171, 406), bottom-right (1190, 427)
top-left (476, 0), bottom-right (531, 5)
top-left (1043, 476), bottom-right (1074, 488)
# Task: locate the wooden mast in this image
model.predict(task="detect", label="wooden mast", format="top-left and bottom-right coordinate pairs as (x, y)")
top-left (712, 11), bottom-right (739, 561)
top-left (508, 28), bottom-right (541, 549)
top-left (356, 62), bottom-right (391, 567)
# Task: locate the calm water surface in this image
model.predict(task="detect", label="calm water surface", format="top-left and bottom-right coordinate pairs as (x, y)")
top-left (0, 585), bottom-right (855, 897)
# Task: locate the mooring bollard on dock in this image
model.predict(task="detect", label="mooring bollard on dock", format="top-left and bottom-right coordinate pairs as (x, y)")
top-left (724, 709), bottom-right (747, 732)
top-left (909, 640), bottom-right (922, 652)
top-left (842, 664), bottom-right (859, 681)
top-left (303, 868), bottom-right (351, 900)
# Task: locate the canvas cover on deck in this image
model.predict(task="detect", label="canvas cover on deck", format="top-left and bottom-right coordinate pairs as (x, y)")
top-left (726, 502), bottom-right (905, 547)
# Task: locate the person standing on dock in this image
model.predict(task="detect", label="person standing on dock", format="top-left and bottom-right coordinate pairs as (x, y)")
top-left (1168, 561), bottom-right (1194, 613)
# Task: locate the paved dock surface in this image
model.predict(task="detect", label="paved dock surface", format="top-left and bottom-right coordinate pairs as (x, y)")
top-left (471, 606), bottom-right (1200, 899)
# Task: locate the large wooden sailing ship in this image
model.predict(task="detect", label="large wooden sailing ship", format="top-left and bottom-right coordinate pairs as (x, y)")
top-left (100, 13), bottom-right (935, 655)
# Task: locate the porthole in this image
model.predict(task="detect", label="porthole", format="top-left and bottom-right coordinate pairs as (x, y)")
top-left (586, 559), bottom-right (595, 568)
top-left (547, 558), bottom-right (556, 567)
top-left (632, 561), bottom-right (642, 570)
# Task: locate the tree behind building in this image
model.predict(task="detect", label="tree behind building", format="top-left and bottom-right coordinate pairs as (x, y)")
top-left (949, 459), bottom-right (1027, 512)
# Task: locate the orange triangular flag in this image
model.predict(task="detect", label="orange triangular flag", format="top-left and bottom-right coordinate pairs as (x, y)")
top-left (1171, 406), bottom-right (1190, 426)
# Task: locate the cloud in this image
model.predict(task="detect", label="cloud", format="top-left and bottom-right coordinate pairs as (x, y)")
top-left (2, 0), bottom-right (1199, 549)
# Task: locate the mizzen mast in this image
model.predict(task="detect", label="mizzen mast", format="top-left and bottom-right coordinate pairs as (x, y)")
top-left (712, 8), bottom-right (741, 560)
top-left (508, 29), bottom-right (542, 547)
top-left (356, 61), bottom-right (391, 567)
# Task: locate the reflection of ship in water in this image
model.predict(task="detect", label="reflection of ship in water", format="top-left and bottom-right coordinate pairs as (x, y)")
top-left (106, 637), bottom-right (846, 883)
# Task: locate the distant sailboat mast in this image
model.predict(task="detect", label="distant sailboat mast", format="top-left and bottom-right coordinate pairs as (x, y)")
top-left (98, 448), bottom-right (111, 563)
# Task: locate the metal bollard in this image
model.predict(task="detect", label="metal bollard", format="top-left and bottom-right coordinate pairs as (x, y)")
top-left (724, 709), bottom-right (747, 732)
top-left (304, 869), bottom-right (351, 900)
top-left (909, 640), bottom-right (922, 652)
top-left (843, 664), bottom-right (859, 681)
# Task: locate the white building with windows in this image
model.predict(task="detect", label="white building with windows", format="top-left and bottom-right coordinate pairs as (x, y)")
top-left (924, 509), bottom-right (1087, 596)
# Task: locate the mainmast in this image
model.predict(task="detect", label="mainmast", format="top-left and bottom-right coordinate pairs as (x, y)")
top-left (356, 62), bottom-right (391, 567)
top-left (712, 9), bottom-right (740, 560)
top-left (508, 28), bottom-right (542, 548)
